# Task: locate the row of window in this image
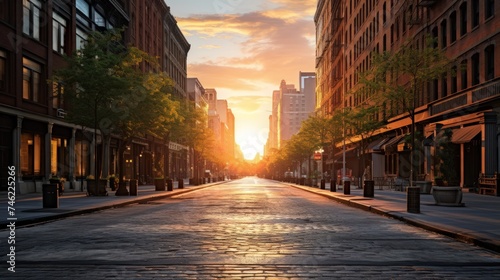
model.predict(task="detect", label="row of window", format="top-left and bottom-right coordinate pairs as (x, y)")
top-left (20, 131), bottom-right (90, 177)
top-left (20, 0), bottom-right (121, 55)
top-left (433, 0), bottom-right (495, 50)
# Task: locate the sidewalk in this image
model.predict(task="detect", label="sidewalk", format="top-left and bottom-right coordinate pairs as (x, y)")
top-left (0, 180), bottom-right (224, 228)
top-left (287, 181), bottom-right (500, 253)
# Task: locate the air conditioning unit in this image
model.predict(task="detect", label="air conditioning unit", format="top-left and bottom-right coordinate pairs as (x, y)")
top-left (56, 109), bottom-right (67, 118)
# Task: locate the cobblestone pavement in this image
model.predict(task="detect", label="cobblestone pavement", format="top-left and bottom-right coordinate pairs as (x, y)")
top-left (3, 177), bottom-right (500, 279)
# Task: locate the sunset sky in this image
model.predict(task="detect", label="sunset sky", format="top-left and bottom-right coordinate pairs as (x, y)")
top-left (166, 0), bottom-right (317, 160)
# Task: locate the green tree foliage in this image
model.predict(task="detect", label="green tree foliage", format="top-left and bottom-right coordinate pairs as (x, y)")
top-left (51, 29), bottom-right (180, 179)
top-left (360, 36), bottom-right (453, 182)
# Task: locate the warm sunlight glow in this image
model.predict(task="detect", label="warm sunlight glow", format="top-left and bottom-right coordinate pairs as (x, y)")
top-left (168, 0), bottom-right (317, 161)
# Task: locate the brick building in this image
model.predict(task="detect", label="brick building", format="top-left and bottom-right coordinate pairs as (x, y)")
top-left (315, 0), bottom-right (499, 191)
top-left (0, 0), bottom-right (190, 193)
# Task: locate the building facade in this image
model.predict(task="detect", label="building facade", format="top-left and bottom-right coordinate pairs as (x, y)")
top-left (266, 73), bottom-right (317, 153)
top-left (315, 0), bottom-right (499, 191)
top-left (0, 0), bottom-right (190, 193)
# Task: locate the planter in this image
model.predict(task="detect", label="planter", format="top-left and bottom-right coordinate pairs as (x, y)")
top-left (49, 179), bottom-right (64, 196)
top-left (154, 178), bottom-right (166, 191)
top-left (431, 186), bottom-right (464, 206)
top-left (87, 179), bottom-right (108, 196)
top-left (416, 181), bottom-right (432, 194)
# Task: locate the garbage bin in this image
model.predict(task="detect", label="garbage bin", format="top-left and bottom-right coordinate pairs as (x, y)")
top-left (344, 180), bottom-right (351, 195)
top-left (407, 186), bottom-right (420, 213)
top-left (129, 179), bottom-right (138, 196)
top-left (42, 184), bottom-right (59, 208)
top-left (363, 180), bottom-right (375, 197)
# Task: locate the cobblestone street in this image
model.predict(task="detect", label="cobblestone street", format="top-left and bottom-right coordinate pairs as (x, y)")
top-left (3, 177), bottom-right (500, 279)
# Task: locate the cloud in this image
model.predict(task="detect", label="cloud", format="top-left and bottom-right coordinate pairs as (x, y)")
top-left (177, 10), bottom-right (315, 90)
top-left (199, 44), bottom-right (222, 49)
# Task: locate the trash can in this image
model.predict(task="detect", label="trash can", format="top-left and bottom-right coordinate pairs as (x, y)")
top-left (344, 180), bottom-right (351, 195)
top-left (363, 180), bottom-right (375, 197)
top-left (407, 186), bottom-right (420, 213)
top-left (129, 179), bottom-right (138, 196)
top-left (42, 184), bottom-right (59, 208)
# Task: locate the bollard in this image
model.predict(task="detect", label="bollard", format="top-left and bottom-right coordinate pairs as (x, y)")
top-left (344, 180), bottom-right (351, 195)
top-left (330, 179), bottom-right (336, 192)
top-left (407, 186), bottom-right (420, 213)
top-left (129, 179), bottom-right (138, 196)
top-left (167, 179), bottom-right (173, 191)
top-left (178, 179), bottom-right (184, 189)
top-left (320, 179), bottom-right (325, 189)
top-left (363, 180), bottom-right (375, 197)
top-left (42, 184), bottom-right (59, 208)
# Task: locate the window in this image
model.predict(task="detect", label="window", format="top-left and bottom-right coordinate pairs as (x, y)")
top-left (23, 57), bottom-right (42, 102)
top-left (485, 0), bottom-right (494, 19)
top-left (472, 0), bottom-right (479, 28)
top-left (451, 66), bottom-right (457, 94)
top-left (20, 133), bottom-right (42, 177)
top-left (383, 2), bottom-right (387, 24)
top-left (460, 3), bottom-right (467, 36)
top-left (0, 0), bottom-right (12, 22)
top-left (51, 138), bottom-right (69, 176)
top-left (441, 75), bottom-right (448, 97)
top-left (390, 24), bottom-right (394, 44)
top-left (0, 50), bottom-right (6, 92)
top-left (76, 28), bottom-right (88, 51)
top-left (52, 13), bottom-right (67, 54)
top-left (94, 9), bottom-right (105, 28)
top-left (431, 26), bottom-right (438, 48)
top-left (441, 20), bottom-right (447, 48)
top-left (471, 53), bottom-right (480, 85)
top-left (23, 0), bottom-right (42, 40)
top-left (52, 82), bottom-right (64, 108)
top-left (450, 12), bottom-right (457, 43)
top-left (461, 59), bottom-right (468, 90)
top-left (485, 45), bottom-right (495, 81)
top-left (76, 0), bottom-right (90, 17)
top-left (76, 0), bottom-right (90, 26)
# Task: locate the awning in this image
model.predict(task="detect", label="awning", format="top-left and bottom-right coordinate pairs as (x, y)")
top-left (332, 147), bottom-right (356, 164)
top-left (451, 125), bottom-right (481, 144)
top-left (381, 134), bottom-right (406, 151)
top-left (366, 137), bottom-right (390, 153)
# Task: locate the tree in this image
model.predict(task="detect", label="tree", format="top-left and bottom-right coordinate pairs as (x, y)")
top-left (344, 105), bottom-right (386, 180)
top-left (52, 30), bottom-right (180, 191)
top-left (360, 36), bottom-right (453, 184)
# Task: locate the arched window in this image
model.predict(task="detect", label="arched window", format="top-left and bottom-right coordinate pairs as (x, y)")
top-left (485, 45), bottom-right (495, 81)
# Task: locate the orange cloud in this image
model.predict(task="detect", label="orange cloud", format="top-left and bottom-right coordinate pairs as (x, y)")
top-left (179, 11), bottom-right (315, 90)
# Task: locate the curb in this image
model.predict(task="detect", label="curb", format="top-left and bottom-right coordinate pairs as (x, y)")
top-left (1, 182), bottom-right (226, 229)
top-left (285, 182), bottom-right (500, 254)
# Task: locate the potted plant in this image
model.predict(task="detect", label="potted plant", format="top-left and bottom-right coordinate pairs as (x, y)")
top-left (432, 129), bottom-right (463, 206)
top-left (154, 171), bottom-right (166, 191)
top-left (86, 175), bottom-right (108, 196)
top-left (49, 174), bottom-right (65, 196)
